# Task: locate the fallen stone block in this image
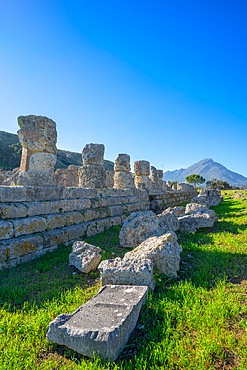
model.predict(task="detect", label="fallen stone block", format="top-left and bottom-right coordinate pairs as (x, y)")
top-left (119, 211), bottom-right (159, 248)
top-left (98, 257), bottom-right (155, 290)
top-left (124, 232), bottom-right (182, 278)
top-left (69, 241), bottom-right (102, 273)
top-left (47, 285), bottom-right (148, 361)
top-left (178, 209), bottom-right (218, 232)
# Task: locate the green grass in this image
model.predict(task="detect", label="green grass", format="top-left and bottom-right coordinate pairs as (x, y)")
top-left (0, 191), bottom-right (247, 369)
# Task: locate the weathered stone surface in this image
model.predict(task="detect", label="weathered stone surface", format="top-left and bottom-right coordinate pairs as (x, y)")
top-left (113, 171), bottom-right (135, 189)
top-left (69, 241), bottom-right (102, 273)
top-left (0, 203), bottom-right (28, 219)
top-left (78, 164), bottom-right (106, 188)
top-left (114, 154), bottom-right (131, 172)
top-left (178, 209), bottom-right (218, 232)
top-left (162, 206), bottom-right (186, 216)
top-left (17, 115), bottom-right (57, 154)
top-left (134, 161), bottom-right (150, 176)
top-left (191, 195), bottom-right (209, 206)
top-left (199, 189), bottom-right (223, 206)
top-left (98, 257), bottom-right (155, 290)
top-left (149, 166), bottom-right (165, 191)
top-left (157, 212), bottom-right (180, 233)
top-left (134, 175), bottom-right (153, 192)
top-left (82, 143), bottom-right (105, 165)
top-left (16, 171), bottom-right (57, 186)
top-left (176, 183), bottom-right (195, 192)
top-left (185, 202), bottom-right (208, 213)
top-left (28, 152), bottom-right (57, 172)
top-left (105, 170), bottom-right (114, 188)
top-left (119, 211), bottom-right (159, 248)
top-left (12, 216), bottom-right (47, 237)
top-left (124, 232), bottom-right (182, 278)
top-left (0, 235), bottom-right (43, 260)
top-left (0, 220), bottom-right (14, 240)
top-left (47, 285), bottom-right (148, 361)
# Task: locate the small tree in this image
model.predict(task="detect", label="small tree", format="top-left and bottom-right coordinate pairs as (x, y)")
top-left (186, 174), bottom-right (205, 188)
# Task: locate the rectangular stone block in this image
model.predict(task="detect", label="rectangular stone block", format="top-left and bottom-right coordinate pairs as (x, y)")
top-left (57, 199), bottom-right (91, 212)
top-left (45, 213), bottom-right (68, 229)
top-left (0, 220), bottom-right (14, 240)
top-left (42, 229), bottom-right (66, 248)
top-left (12, 217), bottom-right (47, 237)
top-left (63, 224), bottom-right (87, 242)
top-left (0, 235), bottom-right (43, 260)
top-left (0, 203), bottom-right (28, 219)
top-left (25, 201), bottom-right (61, 217)
top-left (65, 211), bottom-right (84, 226)
top-left (86, 219), bottom-right (111, 237)
top-left (47, 285), bottom-right (148, 361)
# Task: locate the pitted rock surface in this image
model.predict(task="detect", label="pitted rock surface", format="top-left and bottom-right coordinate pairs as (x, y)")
top-left (124, 232), bottom-right (182, 278)
top-left (17, 115), bottom-right (57, 154)
top-left (82, 143), bottom-right (105, 165)
top-left (98, 257), bottom-right (155, 290)
top-left (69, 241), bottom-right (102, 273)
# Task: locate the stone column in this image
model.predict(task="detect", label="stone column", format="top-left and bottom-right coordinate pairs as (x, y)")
top-left (150, 166), bottom-right (166, 191)
top-left (134, 160), bottom-right (152, 192)
top-left (17, 115), bottom-right (57, 186)
top-left (78, 143), bottom-right (106, 188)
top-left (113, 154), bottom-right (134, 189)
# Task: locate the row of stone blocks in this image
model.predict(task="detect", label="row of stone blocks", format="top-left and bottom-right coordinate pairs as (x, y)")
top-left (150, 190), bottom-right (197, 212)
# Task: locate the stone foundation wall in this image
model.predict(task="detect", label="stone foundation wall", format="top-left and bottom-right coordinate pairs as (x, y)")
top-left (0, 186), bottom-right (149, 269)
top-left (0, 185), bottom-right (197, 270)
top-left (149, 189), bottom-right (198, 212)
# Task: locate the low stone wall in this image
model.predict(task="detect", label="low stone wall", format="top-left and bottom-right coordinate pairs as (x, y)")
top-left (149, 189), bottom-right (197, 212)
top-left (0, 186), bottom-right (149, 269)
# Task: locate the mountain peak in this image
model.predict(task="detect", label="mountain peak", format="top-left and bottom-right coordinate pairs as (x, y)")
top-left (163, 158), bottom-right (247, 187)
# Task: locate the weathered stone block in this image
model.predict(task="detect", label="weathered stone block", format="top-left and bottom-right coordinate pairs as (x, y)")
top-left (63, 224), bottom-right (87, 242)
top-left (47, 285), bottom-right (148, 361)
top-left (42, 229), bottom-right (66, 248)
top-left (134, 161), bottom-right (150, 176)
top-left (98, 257), bottom-right (155, 290)
top-left (0, 235), bottom-right (43, 259)
top-left (69, 241), bottom-right (102, 273)
top-left (45, 213), bottom-right (67, 230)
top-left (0, 203), bottom-right (28, 219)
top-left (13, 216), bottom-right (47, 237)
top-left (119, 211), bottom-right (159, 248)
top-left (82, 143), bottom-right (105, 165)
top-left (124, 232), bottom-right (182, 278)
top-left (114, 172), bottom-right (135, 189)
top-left (114, 154), bottom-right (131, 172)
top-left (0, 220), bottom-right (14, 240)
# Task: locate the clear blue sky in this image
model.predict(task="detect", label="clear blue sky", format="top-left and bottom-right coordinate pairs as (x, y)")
top-left (0, 0), bottom-right (246, 176)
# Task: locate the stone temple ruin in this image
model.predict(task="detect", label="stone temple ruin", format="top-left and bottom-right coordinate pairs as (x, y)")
top-left (0, 114), bottom-right (198, 270)
top-left (0, 114), bottom-right (222, 361)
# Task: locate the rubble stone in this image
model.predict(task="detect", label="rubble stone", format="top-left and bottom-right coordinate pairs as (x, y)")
top-left (124, 232), bottom-right (182, 278)
top-left (178, 209), bottom-right (218, 232)
top-left (119, 211), bottom-right (159, 248)
top-left (157, 211), bottom-right (180, 233)
top-left (98, 257), bottom-right (155, 290)
top-left (185, 202), bottom-right (208, 213)
top-left (69, 241), bottom-right (102, 273)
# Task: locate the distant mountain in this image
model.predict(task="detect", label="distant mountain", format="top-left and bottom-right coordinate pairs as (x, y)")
top-left (163, 158), bottom-right (247, 187)
top-left (0, 131), bottom-right (114, 171)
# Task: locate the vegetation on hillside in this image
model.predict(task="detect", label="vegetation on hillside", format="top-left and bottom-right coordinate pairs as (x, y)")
top-left (0, 190), bottom-right (247, 369)
top-left (0, 130), bottom-right (114, 171)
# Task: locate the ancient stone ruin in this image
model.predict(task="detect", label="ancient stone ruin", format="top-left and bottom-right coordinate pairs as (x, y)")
top-left (78, 143), bottom-right (106, 188)
top-left (113, 153), bottom-right (135, 189)
top-left (0, 113), bottom-right (223, 361)
top-left (17, 115), bottom-right (57, 186)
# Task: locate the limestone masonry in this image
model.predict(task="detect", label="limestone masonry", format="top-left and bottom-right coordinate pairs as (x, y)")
top-left (0, 114), bottom-right (197, 269)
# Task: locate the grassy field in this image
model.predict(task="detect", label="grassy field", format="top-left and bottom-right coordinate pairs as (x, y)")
top-left (0, 190), bottom-right (247, 369)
